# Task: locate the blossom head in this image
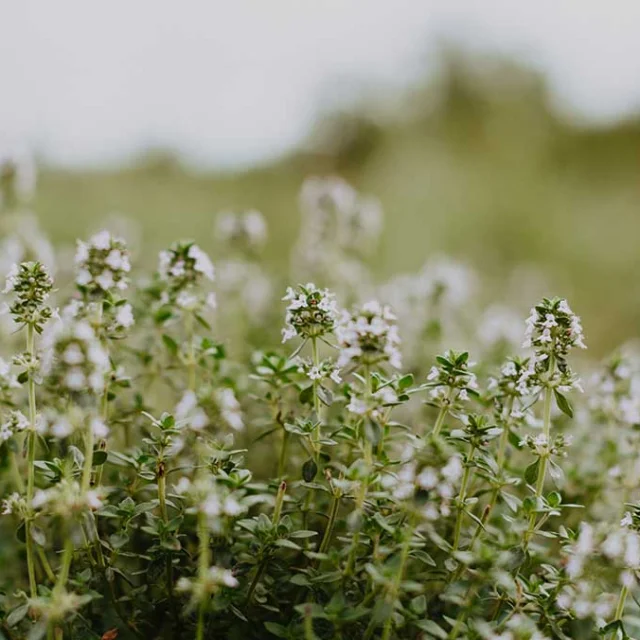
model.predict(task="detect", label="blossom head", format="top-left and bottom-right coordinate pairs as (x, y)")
top-left (3, 261), bottom-right (54, 329)
top-left (158, 241), bottom-right (215, 294)
top-left (336, 300), bottom-right (401, 370)
top-left (282, 283), bottom-right (339, 342)
top-left (523, 297), bottom-right (586, 358)
top-left (42, 319), bottom-right (110, 394)
top-left (215, 209), bottom-right (267, 252)
top-left (75, 230), bottom-right (131, 295)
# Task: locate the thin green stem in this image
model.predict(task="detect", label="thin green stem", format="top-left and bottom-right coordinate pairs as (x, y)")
top-left (186, 313), bottom-right (196, 392)
top-left (524, 356), bottom-right (554, 545)
top-left (432, 388), bottom-right (453, 438)
top-left (93, 383), bottom-right (110, 488)
top-left (53, 536), bottom-right (74, 596)
top-left (37, 546), bottom-right (55, 583)
top-left (497, 396), bottom-right (515, 470)
top-left (81, 418), bottom-right (94, 494)
top-left (195, 510), bottom-right (209, 640)
top-left (25, 323), bottom-right (37, 599)
top-left (157, 461), bottom-right (176, 614)
top-left (453, 444), bottom-right (476, 552)
top-left (380, 524), bottom-right (413, 640)
top-left (277, 429), bottom-right (290, 480)
top-left (319, 492), bottom-right (340, 554)
top-left (608, 585), bottom-right (628, 640)
top-left (311, 337), bottom-right (321, 454)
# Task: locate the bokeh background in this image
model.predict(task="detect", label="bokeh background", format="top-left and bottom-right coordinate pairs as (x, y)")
top-left (2, 1), bottom-right (640, 356)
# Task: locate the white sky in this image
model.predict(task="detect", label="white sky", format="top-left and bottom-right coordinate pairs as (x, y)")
top-left (2, 1), bottom-right (640, 168)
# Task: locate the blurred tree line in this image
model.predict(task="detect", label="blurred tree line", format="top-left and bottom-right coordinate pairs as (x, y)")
top-left (32, 53), bottom-right (640, 355)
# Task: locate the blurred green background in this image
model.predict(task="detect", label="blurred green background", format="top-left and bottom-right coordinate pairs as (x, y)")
top-left (29, 57), bottom-right (640, 356)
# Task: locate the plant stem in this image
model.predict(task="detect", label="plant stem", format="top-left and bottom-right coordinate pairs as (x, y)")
top-left (37, 546), bottom-right (56, 583)
top-left (186, 313), bottom-right (196, 392)
top-left (432, 388), bottom-right (453, 438)
top-left (380, 523), bottom-right (413, 640)
top-left (609, 585), bottom-right (628, 640)
top-left (524, 355), bottom-right (555, 545)
top-left (53, 536), bottom-right (74, 596)
top-left (453, 444), bottom-right (476, 552)
top-left (277, 429), bottom-right (289, 480)
top-left (497, 396), bottom-right (515, 470)
top-left (311, 337), bottom-right (321, 453)
top-left (157, 460), bottom-right (176, 613)
top-left (93, 382), bottom-right (110, 488)
top-left (195, 510), bottom-right (209, 640)
top-left (81, 417), bottom-right (94, 494)
top-left (25, 322), bottom-right (38, 599)
top-left (319, 492), bottom-right (340, 554)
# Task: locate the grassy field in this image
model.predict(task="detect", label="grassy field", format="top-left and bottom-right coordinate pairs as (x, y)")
top-left (31, 58), bottom-right (640, 356)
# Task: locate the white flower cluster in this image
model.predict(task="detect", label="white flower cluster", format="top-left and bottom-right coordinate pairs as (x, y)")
top-left (0, 409), bottom-right (29, 442)
top-left (1, 492), bottom-right (27, 516)
top-left (32, 479), bottom-right (102, 516)
top-left (519, 433), bottom-right (571, 458)
top-left (215, 209), bottom-right (267, 250)
top-left (523, 298), bottom-right (586, 356)
top-left (158, 242), bottom-right (215, 287)
top-left (282, 283), bottom-right (339, 343)
top-left (215, 388), bottom-right (244, 432)
top-left (42, 319), bottom-right (110, 393)
top-left (346, 385), bottom-right (398, 419)
top-left (176, 566), bottom-right (239, 603)
top-left (0, 356), bottom-right (19, 399)
top-left (157, 242), bottom-right (216, 313)
top-left (588, 351), bottom-right (640, 428)
top-left (174, 387), bottom-right (243, 435)
top-left (336, 300), bottom-right (402, 370)
top-left (380, 456), bottom-right (463, 517)
top-left (174, 476), bottom-right (245, 529)
top-left (175, 390), bottom-right (209, 431)
top-left (75, 230), bottom-right (131, 294)
top-left (296, 357), bottom-right (342, 385)
top-left (299, 176), bottom-right (382, 256)
top-left (556, 580), bottom-right (614, 621)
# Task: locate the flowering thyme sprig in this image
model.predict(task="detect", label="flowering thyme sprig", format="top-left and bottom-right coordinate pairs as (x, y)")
top-left (426, 350), bottom-right (478, 437)
top-left (522, 297), bottom-right (586, 547)
top-left (3, 260), bottom-right (55, 600)
top-left (335, 300), bottom-right (402, 370)
top-left (281, 283), bottom-right (339, 345)
top-left (3, 261), bottom-right (54, 331)
top-left (75, 230), bottom-right (131, 296)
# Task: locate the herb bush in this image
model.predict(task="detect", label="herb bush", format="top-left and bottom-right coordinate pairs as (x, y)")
top-left (0, 170), bottom-right (639, 640)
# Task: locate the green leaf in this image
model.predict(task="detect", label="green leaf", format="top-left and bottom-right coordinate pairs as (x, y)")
top-left (264, 622), bottom-right (288, 637)
top-left (554, 389), bottom-right (573, 418)
top-left (524, 460), bottom-right (539, 485)
top-left (302, 458), bottom-right (317, 482)
top-left (299, 385), bottom-right (314, 406)
top-left (397, 374), bottom-right (414, 390)
top-left (274, 538), bottom-right (301, 550)
top-left (162, 334), bottom-right (178, 356)
top-left (6, 603), bottom-right (29, 627)
top-left (92, 450), bottom-right (108, 466)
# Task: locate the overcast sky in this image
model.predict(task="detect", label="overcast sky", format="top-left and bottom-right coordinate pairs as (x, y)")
top-left (2, 1), bottom-right (640, 168)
